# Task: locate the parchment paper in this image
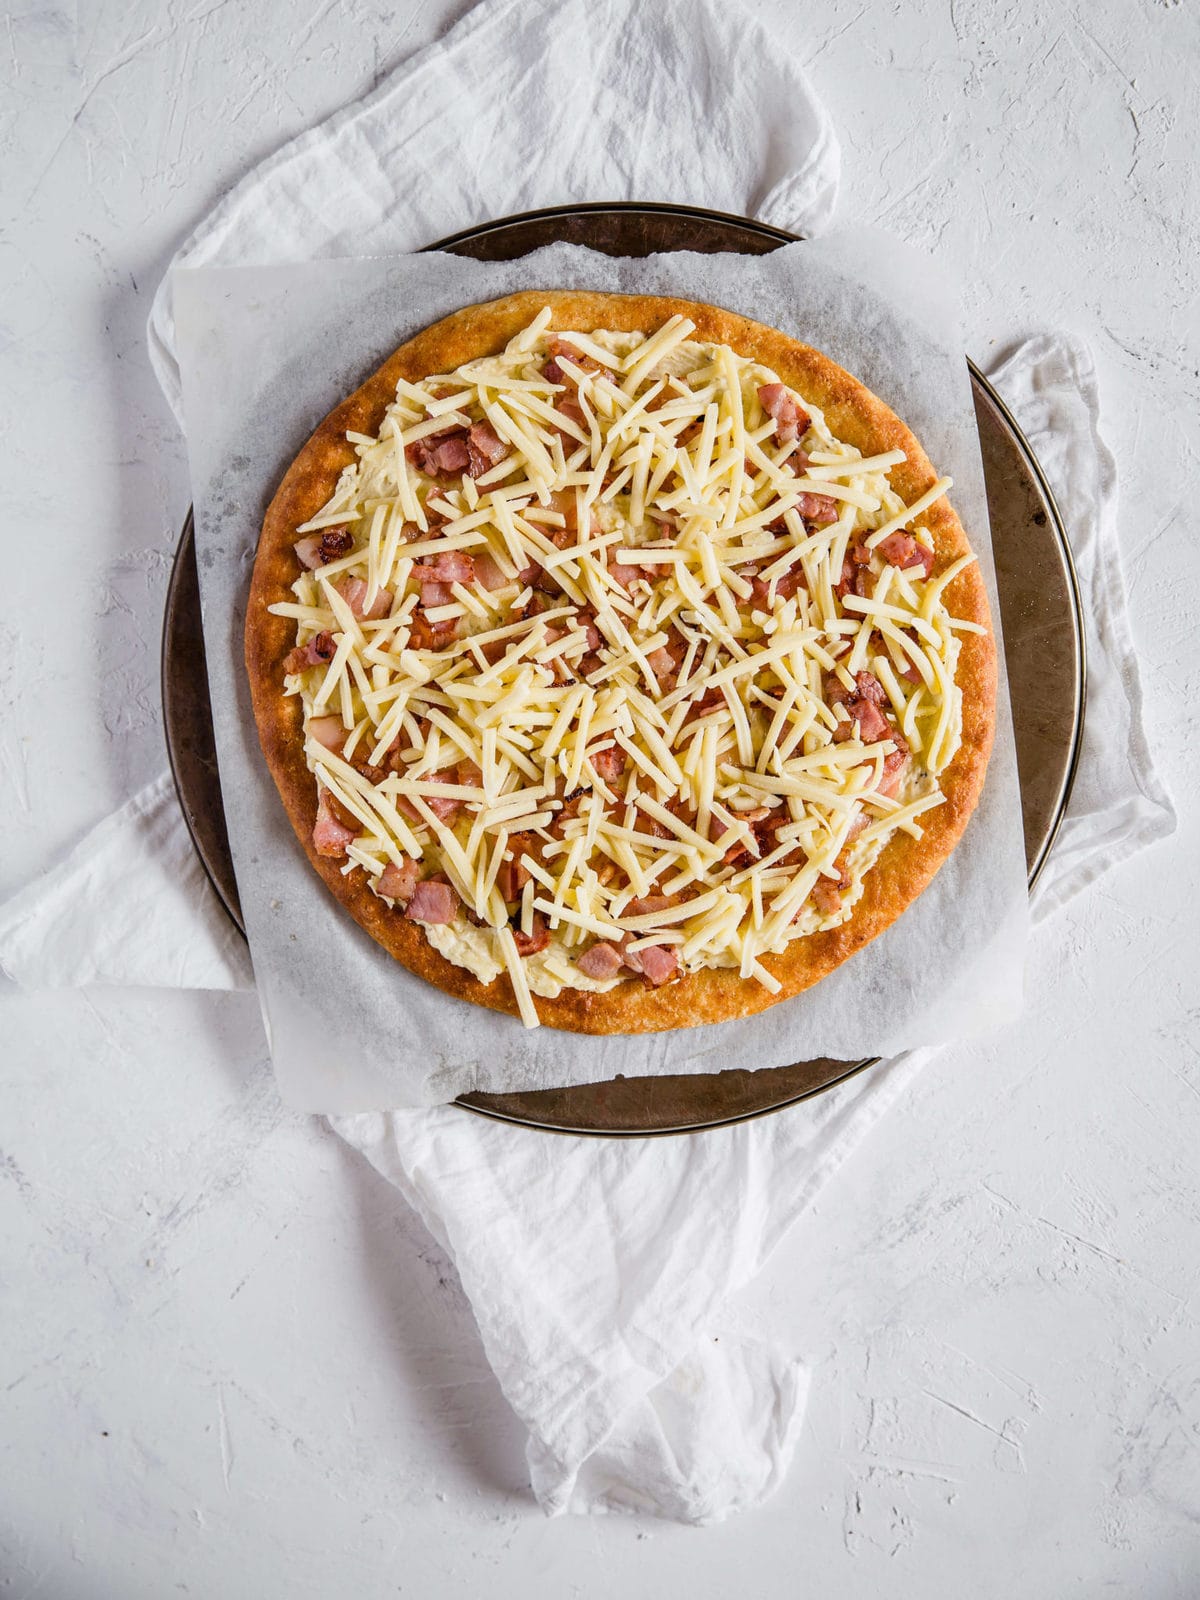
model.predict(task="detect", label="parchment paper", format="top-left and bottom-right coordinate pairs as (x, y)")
top-left (174, 233), bottom-right (1028, 1111)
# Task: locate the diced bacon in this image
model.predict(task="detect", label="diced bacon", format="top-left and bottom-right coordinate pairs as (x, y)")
top-left (549, 795), bottom-right (584, 841)
top-left (833, 696), bottom-right (891, 744)
top-left (639, 944), bottom-right (679, 987)
top-left (757, 382), bottom-right (810, 444)
top-left (377, 859), bottom-right (420, 904)
top-left (415, 579), bottom-right (453, 608)
top-left (553, 394), bottom-right (588, 441)
top-left (575, 609), bottom-right (602, 651)
top-left (284, 630), bottom-right (336, 674)
top-left (577, 941), bottom-right (625, 980)
top-left (788, 450), bottom-right (811, 475)
top-left (474, 550), bottom-right (510, 592)
top-left (625, 894), bottom-right (677, 919)
top-left (408, 611), bottom-right (460, 650)
top-left (750, 567), bottom-right (806, 606)
top-left (424, 770), bottom-right (463, 823)
top-left (646, 646), bottom-right (675, 680)
top-left (793, 491), bottom-right (839, 525)
top-left (422, 550), bottom-right (475, 586)
top-left (854, 670), bottom-right (886, 705)
top-left (877, 531), bottom-right (935, 577)
top-left (845, 810), bottom-right (870, 844)
top-left (294, 526), bottom-right (353, 569)
top-left (406, 430), bottom-right (471, 478)
top-left (512, 913), bottom-right (550, 958)
top-left (405, 877), bottom-right (460, 926)
top-left (496, 830), bottom-right (534, 903)
top-left (466, 421), bottom-right (508, 479)
top-left (544, 339), bottom-right (613, 387)
top-left (608, 554), bottom-right (640, 592)
top-left (811, 878), bottom-right (843, 917)
top-left (336, 576), bottom-right (392, 621)
top-left (312, 790), bottom-right (356, 858)
top-left (618, 934), bottom-right (645, 974)
top-left (591, 745), bottom-right (626, 784)
top-left (307, 715), bottom-right (346, 751)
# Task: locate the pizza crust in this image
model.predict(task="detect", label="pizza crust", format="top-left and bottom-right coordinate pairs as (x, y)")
top-left (246, 290), bottom-right (996, 1034)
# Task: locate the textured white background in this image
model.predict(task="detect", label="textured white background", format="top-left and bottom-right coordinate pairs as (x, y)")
top-left (2, 1), bottom-right (1198, 1594)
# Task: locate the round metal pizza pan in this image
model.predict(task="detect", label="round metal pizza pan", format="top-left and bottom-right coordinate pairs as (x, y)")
top-left (161, 201), bottom-right (1085, 1137)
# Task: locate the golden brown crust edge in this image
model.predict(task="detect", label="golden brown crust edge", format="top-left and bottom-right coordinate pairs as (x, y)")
top-left (246, 290), bottom-right (997, 1034)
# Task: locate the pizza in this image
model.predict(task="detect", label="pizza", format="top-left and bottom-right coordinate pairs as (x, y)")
top-left (245, 290), bottom-right (995, 1032)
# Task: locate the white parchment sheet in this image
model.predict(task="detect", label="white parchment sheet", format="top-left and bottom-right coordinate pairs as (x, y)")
top-left (173, 234), bottom-right (1028, 1111)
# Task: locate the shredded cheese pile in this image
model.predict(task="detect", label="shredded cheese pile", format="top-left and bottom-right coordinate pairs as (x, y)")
top-left (270, 310), bottom-right (985, 1027)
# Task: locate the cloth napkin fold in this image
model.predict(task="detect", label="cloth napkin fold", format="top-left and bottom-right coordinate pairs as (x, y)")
top-left (1, 0), bottom-right (1174, 1523)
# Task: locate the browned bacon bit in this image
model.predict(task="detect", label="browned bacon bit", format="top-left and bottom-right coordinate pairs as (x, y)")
top-left (466, 420), bottom-right (509, 478)
top-left (591, 745), bottom-right (626, 784)
top-left (639, 944), bottom-right (679, 987)
top-left (549, 795), bottom-right (584, 841)
top-left (419, 549), bottom-right (476, 588)
top-left (405, 876), bottom-right (460, 926)
top-left (406, 430), bottom-right (471, 478)
top-left (552, 394), bottom-right (588, 442)
top-left (794, 491), bottom-right (839, 526)
top-left (312, 789), bottom-right (357, 858)
top-left (294, 525), bottom-right (354, 569)
top-left (757, 382), bottom-right (810, 444)
top-left (832, 695), bottom-right (891, 745)
top-left (876, 530), bottom-right (935, 577)
top-left (625, 893), bottom-right (679, 918)
top-left (576, 941), bottom-right (625, 980)
top-left (750, 567), bottom-right (806, 606)
top-left (646, 646), bottom-right (676, 683)
top-left (877, 727), bottom-right (910, 797)
top-left (407, 610), bottom-right (460, 651)
top-left (377, 859), bottom-right (420, 904)
top-left (512, 913), bottom-right (550, 957)
top-left (284, 630), bottom-right (336, 674)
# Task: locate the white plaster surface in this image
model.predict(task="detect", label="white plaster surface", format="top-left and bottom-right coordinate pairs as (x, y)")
top-left (2, 1), bottom-right (1198, 1594)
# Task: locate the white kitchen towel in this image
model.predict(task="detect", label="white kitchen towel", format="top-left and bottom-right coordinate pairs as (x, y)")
top-left (0, 0), bottom-right (1175, 1525)
top-left (147, 0), bottom-right (841, 427)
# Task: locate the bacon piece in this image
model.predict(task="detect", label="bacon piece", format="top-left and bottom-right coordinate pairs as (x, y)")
top-left (421, 550), bottom-right (475, 587)
top-left (577, 941), bottom-right (625, 980)
top-left (794, 491), bottom-right (839, 526)
top-left (544, 339), bottom-right (613, 387)
top-left (284, 630), bottom-right (336, 674)
top-left (312, 790), bottom-right (356, 858)
top-left (646, 646), bottom-right (676, 682)
top-left (405, 877), bottom-right (460, 926)
top-left (512, 913), bottom-right (550, 957)
top-left (377, 859), bottom-right (420, 904)
top-left (466, 420), bottom-right (509, 479)
top-left (854, 670), bottom-right (886, 705)
top-left (424, 770), bottom-right (463, 823)
top-left (474, 550), bottom-right (510, 592)
top-left (552, 394), bottom-right (588, 441)
top-left (335, 576), bottom-right (392, 621)
top-left (833, 696), bottom-right (891, 744)
top-left (414, 579), bottom-right (453, 608)
top-left (408, 611), bottom-right (460, 650)
top-left (591, 745), bottom-right (626, 784)
top-left (608, 553), bottom-right (641, 592)
top-left (876, 530), bottom-right (935, 577)
top-left (497, 833), bottom-right (534, 903)
top-left (294, 526), bottom-right (353, 569)
top-left (876, 727), bottom-right (910, 798)
top-left (750, 567), bottom-right (806, 606)
top-left (757, 382), bottom-right (810, 444)
top-left (625, 894), bottom-right (677, 919)
top-left (307, 715), bottom-right (346, 752)
top-left (811, 878), bottom-right (843, 917)
top-left (406, 430), bottom-right (471, 478)
top-left (639, 944), bottom-right (679, 987)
